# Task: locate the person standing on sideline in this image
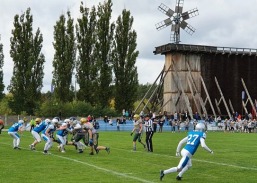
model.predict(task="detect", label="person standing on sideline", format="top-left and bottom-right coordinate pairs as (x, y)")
top-left (160, 123), bottom-right (213, 181)
top-left (0, 118), bottom-right (4, 134)
top-left (8, 120), bottom-right (24, 149)
top-left (30, 118), bottom-right (36, 132)
top-left (130, 114), bottom-right (146, 151)
top-left (144, 114), bottom-right (154, 152)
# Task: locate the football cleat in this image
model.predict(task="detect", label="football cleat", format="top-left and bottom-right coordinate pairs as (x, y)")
top-left (78, 149), bottom-right (83, 153)
top-left (160, 170), bottom-right (165, 181)
top-left (43, 150), bottom-right (51, 155)
top-left (29, 144), bottom-right (35, 150)
top-left (89, 152), bottom-right (94, 155)
top-left (106, 147), bottom-right (110, 154)
top-left (176, 176), bottom-right (182, 181)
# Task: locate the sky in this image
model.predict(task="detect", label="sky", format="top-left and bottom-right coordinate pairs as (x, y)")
top-left (1, 0), bottom-right (257, 93)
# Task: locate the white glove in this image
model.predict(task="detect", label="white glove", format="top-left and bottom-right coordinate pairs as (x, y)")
top-left (176, 152), bottom-right (181, 157)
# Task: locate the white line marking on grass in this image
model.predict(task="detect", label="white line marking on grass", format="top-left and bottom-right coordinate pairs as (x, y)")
top-left (50, 154), bottom-right (155, 183)
top-left (113, 147), bottom-right (257, 171)
top-left (0, 142), bottom-right (155, 183)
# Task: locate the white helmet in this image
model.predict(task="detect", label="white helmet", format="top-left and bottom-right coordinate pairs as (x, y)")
top-left (45, 118), bottom-right (51, 124)
top-left (52, 118), bottom-right (59, 124)
top-left (18, 120), bottom-right (24, 124)
top-left (64, 119), bottom-right (71, 123)
top-left (195, 123), bottom-right (205, 131)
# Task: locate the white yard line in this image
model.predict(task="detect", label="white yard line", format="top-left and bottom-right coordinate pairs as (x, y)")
top-left (0, 142), bottom-right (155, 183)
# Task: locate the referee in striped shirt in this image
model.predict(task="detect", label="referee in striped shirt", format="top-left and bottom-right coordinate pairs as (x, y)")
top-left (144, 114), bottom-right (154, 152)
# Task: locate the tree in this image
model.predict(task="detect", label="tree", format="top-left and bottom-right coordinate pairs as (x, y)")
top-left (95, 0), bottom-right (115, 108)
top-left (113, 9), bottom-right (139, 112)
top-left (52, 11), bottom-right (76, 103)
top-left (0, 35), bottom-right (4, 100)
top-left (76, 2), bottom-right (98, 105)
top-left (8, 8), bottom-right (45, 115)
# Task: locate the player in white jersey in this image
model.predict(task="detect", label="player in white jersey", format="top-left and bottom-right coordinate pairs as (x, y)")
top-left (160, 123), bottom-right (214, 181)
top-left (8, 120), bottom-right (24, 149)
top-left (70, 119), bottom-right (87, 153)
top-left (130, 114), bottom-right (145, 151)
top-left (81, 118), bottom-right (110, 155)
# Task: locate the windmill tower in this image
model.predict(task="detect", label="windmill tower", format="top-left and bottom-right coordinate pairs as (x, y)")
top-left (155, 0), bottom-right (199, 43)
top-left (153, 1), bottom-right (201, 118)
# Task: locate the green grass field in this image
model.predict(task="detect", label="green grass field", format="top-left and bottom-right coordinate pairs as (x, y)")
top-left (1, 130), bottom-right (257, 183)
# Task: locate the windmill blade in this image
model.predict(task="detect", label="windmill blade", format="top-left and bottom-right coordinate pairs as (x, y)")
top-left (158, 3), bottom-right (175, 18)
top-left (175, 6), bottom-right (183, 14)
top-left (181, 21), bottom-right (196, 35)
top-left (175, 0), bottom-right (184, 13)
top-left (155, 18), bottom-right (173, 31)
top-left (182, 8), bottom-right (199, 20)
top-left (180, 20), bottom-right (188, 29)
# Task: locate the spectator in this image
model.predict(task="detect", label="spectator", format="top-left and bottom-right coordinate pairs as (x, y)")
top-left (116, 118), bottom-right (120, 131)
top-left (158, 116), bottom-right (164, 133)
top-left (0, 118), bottom-right (4, 134)
top-left (30, 118), bottom-right (36, 132)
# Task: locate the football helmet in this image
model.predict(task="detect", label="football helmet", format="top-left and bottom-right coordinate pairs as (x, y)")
top-left (80, 118), bottom-right (88, 124)
top-left (18, 120), bottom-right (24, 124)
top-left (133, 114), bottom-right (140, 120)
top-left (45, 118), bottom-right (51, 124)
top-left (52, 118), bottom-right (59, 124)
top-left (35, 118), bottom-right (42, 123)
top-left (195, 123), bottom-right (205, 131)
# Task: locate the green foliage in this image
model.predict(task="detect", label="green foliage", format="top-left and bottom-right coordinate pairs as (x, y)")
top-left (8, 8), bottom-right (45, 115)
top-left (76, 2), bottom-right (98, 105)
top-left (37, 98), bottom-right (118, 118)
top-left (95, 0), bottom-right (115, 108)
top-left (0, 94), bottom-right (13, 115)
top-left (52, 11), bottom-right (76, 103)
top-left (113, 9), bottom-right (139, 113)
top-left (1, 131), bottom-right (257, 183)
top-left (0, 35), bottom-right (5, 100)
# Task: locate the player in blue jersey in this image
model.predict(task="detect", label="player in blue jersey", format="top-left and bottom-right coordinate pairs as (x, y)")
top-left (160, 123), bottom-right (213, 181)
top-left (29, 118), bottom-right (47, 150)
top-left (8, 120), bottom-right (24, 149)
top-left (41, 119), bottom-right (58, 154)
top-left (56, 120), bottom-right (69, 153)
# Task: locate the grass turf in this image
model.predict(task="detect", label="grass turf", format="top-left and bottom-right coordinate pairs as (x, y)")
top-left (0, 130), bottom-right (257, 183)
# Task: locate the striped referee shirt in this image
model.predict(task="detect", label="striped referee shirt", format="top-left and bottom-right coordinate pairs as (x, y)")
top-left (145, 119), bottom-right (154, 132)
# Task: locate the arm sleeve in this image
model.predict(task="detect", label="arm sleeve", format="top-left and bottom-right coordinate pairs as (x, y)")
top-left (200, 138), bottom-right (212, 153)
top-left (176, 137), bottom-right (188, 152)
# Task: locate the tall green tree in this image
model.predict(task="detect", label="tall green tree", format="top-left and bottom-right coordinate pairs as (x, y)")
top-left (76, 2), bottom-right (98, 105)
top-left (8, 8), bottom-right (45, 115)
top-left (113, 9), bottom-right (139, 112)
top-left (52, 11), bottom-right (76, 103)
top-left (0, 35), bottom-right (5, 100)
top-left (95, 0), bottom-right (115, 108)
